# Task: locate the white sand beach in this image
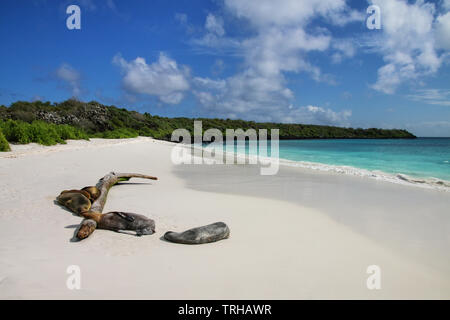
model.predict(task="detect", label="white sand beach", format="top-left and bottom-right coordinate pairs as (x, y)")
top-left (0, 137), bottom-right (449, 299)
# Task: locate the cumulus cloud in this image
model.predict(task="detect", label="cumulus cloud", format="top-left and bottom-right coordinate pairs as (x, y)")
top-left (193, 71), bottom-right (294, 122)
top-left (368, 0), bottom-right (448, 94)
top-left (193, 75), bottom-right (351, 126)
top-left (443, 0), bottom-right (450, 11)
top-left (191, 13), bottom-right (240, 52)
top-left (55, 63), bottom-right (81, 97)
top-left (188, 0), bottom-right (360, 124)
top-left (113, 53), bottom-right (190, 104)
top-left (435, 12), bottom-right (450, 50)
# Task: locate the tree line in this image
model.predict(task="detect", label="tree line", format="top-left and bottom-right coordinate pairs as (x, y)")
top-left (0, 99), bottom-right (416, 151)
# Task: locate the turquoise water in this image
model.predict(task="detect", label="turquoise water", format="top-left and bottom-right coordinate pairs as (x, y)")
top-left (229, 138), bottom-right (450, 181)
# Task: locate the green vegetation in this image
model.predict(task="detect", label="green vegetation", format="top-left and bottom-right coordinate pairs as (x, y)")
top-left (91, 128), bottom-right (139, 139)
top-left (0, 99), bottom-right (416, 151)
top-left (0, 128), bottom-right (10, 152)
top-left (0, 119), bottom-right (89, 147)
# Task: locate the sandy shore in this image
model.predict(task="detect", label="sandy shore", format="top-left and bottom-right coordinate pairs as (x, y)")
top-left (0, 137), bottom-right (449, 299)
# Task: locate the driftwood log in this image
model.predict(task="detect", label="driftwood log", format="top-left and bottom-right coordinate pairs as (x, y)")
top-left (75, 172), bottom-right (157, 240)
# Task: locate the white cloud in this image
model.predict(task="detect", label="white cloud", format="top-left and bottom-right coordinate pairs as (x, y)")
top-left (407, 88), bottom-right (450, 106)
top-left (193, 74), bottom-right (350, 126)
top-left (331, 39), bottom-right (356, 63)
top-left (325, 7), bottom-right (366, 26)
top-left (113, 53), bottom-right (190, 104)
top-left (194, 70), bottom-right (294, 121)
top-left (189, 0), bottom-right (359, 124)
top-left (205, 14), bottom-right (225, 37)
top-left (224, 0), bottom-right (359, 28)
top-left (190, 13), bottom-right (240, 52)
top-left (368, 0), bottom-right (447, 94)
top-left (55, 63), bottom-right (81, 97)
top-left (436, 12), bottom-right (450, 50)
top-left (281, 105), bottom-right (352, 125)
top-left (442, 0), bottom-right (450, 11)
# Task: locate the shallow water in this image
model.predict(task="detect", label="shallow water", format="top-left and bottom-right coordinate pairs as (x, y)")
top-left (223, 138), bottom-right (450, 182)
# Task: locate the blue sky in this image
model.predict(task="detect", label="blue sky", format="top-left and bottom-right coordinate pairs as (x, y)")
top-left (0, 0), bottom-right (449, 136)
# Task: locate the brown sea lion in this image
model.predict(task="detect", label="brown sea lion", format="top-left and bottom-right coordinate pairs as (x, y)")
top-left (81, 186), bottom-right (101, 201)
top-left (164, 222), bottom-right (230, 244)
top-left (81, 211), bottom-right (155, 236)
top-left (57, 192), bottom-right (91, 214)
top-left (60, 189), bottom-right (92, 200)
top-left (77, 219), bottom-right (97, 240)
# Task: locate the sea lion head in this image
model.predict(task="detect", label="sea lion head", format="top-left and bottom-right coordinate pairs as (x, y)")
top-left (77, 219), bottom-right (97, 240)
top-left (60, 189), bottom-right (91, 200)
top-left (82, 186), bottom-right (101, 201)
top-left (57, 191), bottom-right (91, 214)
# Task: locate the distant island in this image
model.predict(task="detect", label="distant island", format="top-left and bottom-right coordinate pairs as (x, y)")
top-left (0, 99), bottom-right (416, 151)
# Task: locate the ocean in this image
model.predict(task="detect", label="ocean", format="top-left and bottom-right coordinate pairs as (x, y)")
top-left (225, 138), bottom-right (450, 185)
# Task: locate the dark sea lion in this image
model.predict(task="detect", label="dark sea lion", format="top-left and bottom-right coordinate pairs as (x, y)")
top-left (81, 186), bottom-right (101, 201)
top-left (81, 211), bottom-right (155, 236)
top-left (57, 192), bottom-right (91, 214)
top-left (164, 222), bottom-right (230, 244)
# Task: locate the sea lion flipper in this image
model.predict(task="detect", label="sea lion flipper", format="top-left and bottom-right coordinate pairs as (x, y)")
top-left (113, 211), bottom-right (135, 222)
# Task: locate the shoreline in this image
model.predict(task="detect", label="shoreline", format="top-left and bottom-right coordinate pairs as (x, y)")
top-left (2, 137), bottom-right (449, 192)
top-left (194, 142), bottom-right (450, 192)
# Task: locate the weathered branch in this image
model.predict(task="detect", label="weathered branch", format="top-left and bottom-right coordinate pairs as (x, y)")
top-left (90, 172), bottom-right (158, 213)
top-left (75, 172), bottom-right (158, 240)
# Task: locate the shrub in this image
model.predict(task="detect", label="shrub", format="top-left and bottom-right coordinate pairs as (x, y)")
top-left (0, 119), bottom-right (90, 147)
top-left (0, 128), bottom-right (10, 152)
top-left (92, 128), bottom-right (139, 139)
top-left (55, 124), bottom-right (89, 141)
top-left (0, 119), bottom-right (31, 144)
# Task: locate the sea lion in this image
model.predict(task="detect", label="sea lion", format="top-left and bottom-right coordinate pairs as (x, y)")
top-left (81, 186), bottom-right (101, 202)
top-left (81, 211), bottom-right (155, 236)
top-left (57, 191), bottom-right (91, 214)
top-left (77, 219), bottom-right (97, 240)
top-left (164, 222), bottom-right (230, 244)
top-left (60, 189), bottom-right (92, 200)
